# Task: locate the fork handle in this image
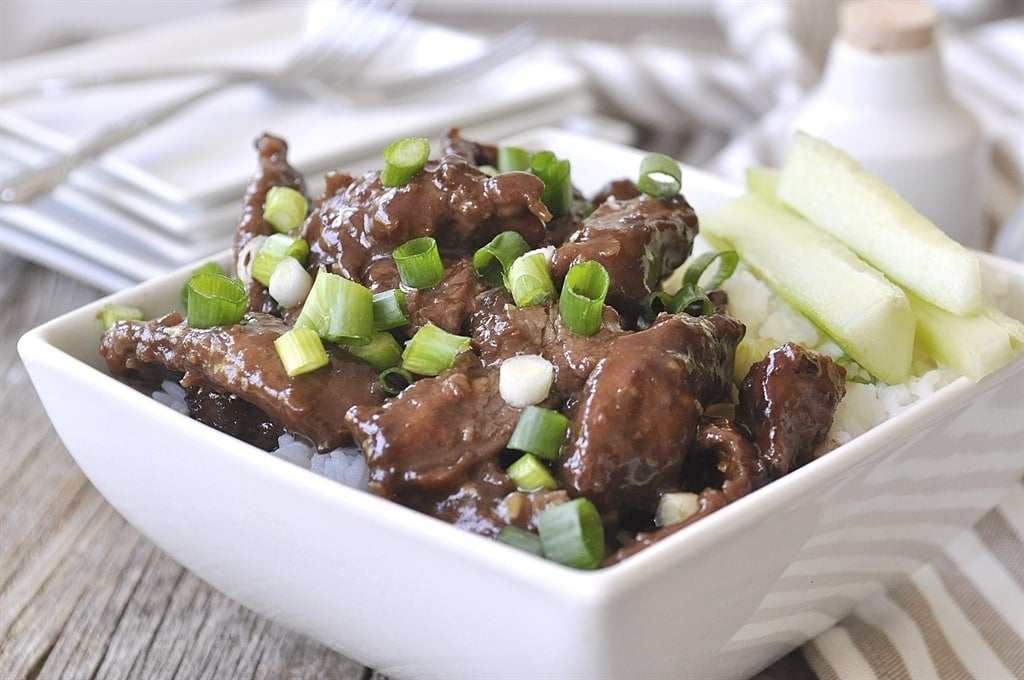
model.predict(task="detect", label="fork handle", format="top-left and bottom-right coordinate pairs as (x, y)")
top-left (1, 78), bottom-right (229, 204)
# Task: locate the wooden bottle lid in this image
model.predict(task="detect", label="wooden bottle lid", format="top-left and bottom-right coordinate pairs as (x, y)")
top-left (840, 0), bottom-right (938, 52)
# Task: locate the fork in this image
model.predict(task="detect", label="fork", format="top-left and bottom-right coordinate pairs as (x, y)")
top-left (0, 0), bottom-right (416, 205)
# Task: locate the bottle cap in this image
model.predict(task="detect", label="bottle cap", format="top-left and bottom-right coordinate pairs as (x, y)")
top-left (840, 0), bottom-right (938, 52)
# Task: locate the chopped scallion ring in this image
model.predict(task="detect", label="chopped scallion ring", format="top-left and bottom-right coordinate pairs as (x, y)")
top-left (274, 327), bottom-right (329, 377)
top-left (506, 453), bottom-right (559, 492)
top-left (529, 150), bottom-right (573, 218)
top-left (638, 152), bottom-right (682, 199)
top-left (268, 257), bottom-right (313, 309)
top-left (401, 323), bottom-right (471, 376)
top-left (537, 498), bottom-right (605, 569)
top-left (380, 137), bottom-right (430, 187)
top-left (372, 289), bottom-right (410, 331)
top-left (498, 354), bottom-right (554, 407)
top-left (252, 233), bottom-right (309, 287)
top-left (559, 261), bottom-right (609, 336)
top-left (186, 273), bottom-right (248, 329)
top-left (508, 247), bottom-right (556, 307)
top-left (345, 331), bottom-right (402, 371)
top-left (681, 250), bottom-right (738, 291)
top-left (394, 236), bottom-right (445, 289)
top-left (263, 185), bottom-right (308, 233)
top-left (507, 405), bottom-right (569, 462)
top-left (295, 270), bottom-right (374, 345)
top-left (379, 366), bottom-right (414, 394)
top-left (497, 145), bottom-right (531, 173)
top-left (672, 283), bottom-right (714, 316)
top-left (99, 303), bottom-right (145, 329)
top-left (497, 525), bottom-right (544, 556)
top-left (180, 261), bottom-right (225, 310)
top-left (473, 231), bottom-right (530, 288)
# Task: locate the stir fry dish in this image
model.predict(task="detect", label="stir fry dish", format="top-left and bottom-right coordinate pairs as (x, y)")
top-left (100, 128), bottom-right (849, 568)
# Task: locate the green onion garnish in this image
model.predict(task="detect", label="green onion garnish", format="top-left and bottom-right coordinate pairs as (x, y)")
top-left (497, 525), bottom-right (544, 556)
top-left (268, 257), bottom-right (313, 309)
top-left (380, 137), bottom-right (430, 187)
top-left (372, 289), bottom-right (410, 331)
top-left (473, 231), bottom-right (530, 288)
top-left (394, 236), bottom-right (445, 289)
top-left (263, 185), bottom-right (308, 233)
top-left (295, 270), bottom-right (374, 345)
top-left (642, 283), bottom-right (713, 321)
top-left (99, 303), bottom-right (145, 329)
top-left (507, 405), bottom-right (569, 462)
top-left (345, 330), bottom-right (402, 371)
top-left (379, 366), bottom-right (414, 394)
top-left (497, 145), bottom-right (531, 173)
top-left (559, 261), bottom-right (610, 336)
top-left (401, 323), bottom-right (471, 376)
top-left (186, 273), bottom-right (248, 329)
top-left (506, 453), bottom-right (559, 492)
top-left (529, 150), bottom-right (573, 218)
top-left (537, 498), bottom-right (605, 570)
top-left (274, 327), bottom-right (329, 377)
top-left (507, 248), bottom-right (556, 307)
top-left (638, 152), bottom-right (682, 199)
top-left (681, 250), bottom-right (738, 291)
top-left (252, 233), bottom-right (309, 287)
top-left (180, 261), bottom-right (225, 310)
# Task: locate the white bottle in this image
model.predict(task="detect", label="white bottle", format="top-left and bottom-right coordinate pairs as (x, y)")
top-left (789, 0), bottom-right (987, 249)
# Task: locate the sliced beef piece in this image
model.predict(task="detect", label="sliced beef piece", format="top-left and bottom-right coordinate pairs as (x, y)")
top-left (604, 420), bottom-right (760, 565)
top-left (101, 312), bottom-right (383, 451)
top-left (302, 155), bottom-right (551, 282)
top-left (184, 384), bottom-right (285, 451)
top-left (551, 193), bottom-right (699, 320)
top-left (470, 290), bottom-right (624, 403)
top-left (442, 126), bottom-right (498, 167)
top-left (558, 313), bottom-right (745, 519)
top-left (737, 343), bottom-right (847, 483)
top-left (234, 133), bottom-right (308, 313)
top-left (591, 178), bottom-right (641, 206)
top-left (346, 354), bottom-right (519, 536)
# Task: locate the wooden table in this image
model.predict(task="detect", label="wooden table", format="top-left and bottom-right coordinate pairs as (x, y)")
top-left (0, 252), bottom-right (812, 680)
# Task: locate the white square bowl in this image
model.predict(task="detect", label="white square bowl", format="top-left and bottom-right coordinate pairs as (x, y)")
top-left (18, 129), bottom-right (1024, 679)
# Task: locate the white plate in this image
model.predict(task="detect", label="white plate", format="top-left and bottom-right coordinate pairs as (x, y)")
top-left (0, 2), bottom-right (590, 211)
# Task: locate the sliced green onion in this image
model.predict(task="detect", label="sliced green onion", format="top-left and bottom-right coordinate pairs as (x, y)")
top-left (345, 331), bottom-right (402, 371)
top-left (180, 261), bottom-right (225, 310)
top-left (498, 354), bottom-right (554, 407)
top-left (394, 236), bottom-right (445, 289)
top-left (656, 491), bottom-right (700, 527)
top-left (379, 366), bottom-right (414, 394)
top-left (559, 261), bottom-right (610, 336)
top-left (529, 150), bottom-right (573, 218)
top-left (295, 270), bottom-right (374, 345)
top-left (506, 453), bottom-right (559, 492)
top-left (642, 283), bottom-right (713, 321)
top-left (401, 323), bottom-right (471, 376)
top-left (473, 231), bottom-right (530, 288)
top-left (99, 303), bottom-right (145, 329)
top-left (268, 257), bottom-right (314, 309)
top-left (508, 406), bottom-right (569, 462)
top-left (642, 290), bottom-right (674, 320)
top-left (252, 233), bottom-right (309, 287)
top-left (681, 250), bottom-right (738, 291)
top-left (372, 289), bottom-right (410, 331)
top-left (274, 327), bottom-right (329, 377)
top-left (537, 498), bottom-right (605, 570)
top-left (497, 525), bottom-right (544, 556)
top-left (381, 136), bottom-right (430, 187)
top-left (186, 273), bottom-right (247, 329)
top-left (497, 146), bottom-right (531, 173)
top-left (638, 152), bottom-right (682, 199)
top-left (263, 185), bottom-right (308, 233)
top-left (508, 248), bottom-right (556, 307)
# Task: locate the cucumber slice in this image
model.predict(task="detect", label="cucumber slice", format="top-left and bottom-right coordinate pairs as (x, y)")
top-left (777, 131), bottom-right (982, 316)
top-left (744, 166), bottom-right (783, 206)
top-left (910, 294), bottom-right (1021, 381)
top-left (702, 194), bottom-right (915, 384)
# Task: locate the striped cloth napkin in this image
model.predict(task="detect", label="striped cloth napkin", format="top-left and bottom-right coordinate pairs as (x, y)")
top-left (559, 2), bottom-right (1024, 677)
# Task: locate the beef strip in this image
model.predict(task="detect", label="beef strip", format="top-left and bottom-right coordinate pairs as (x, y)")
top-left (442, 126), bottom-right (498, 168)
top-left (302, 155), bottom-right (551, 283)
top-left (346, 353), bottom-right (519, 536)
top-left (234, 133), bottom-right (308, 313)
top-left (557, 312), bottom-right (745, 519)
top-left (101, 312), bottom-right (383, 451)
top-left (551, 193), bottom-right (699, 320)
top-left (737, 343), bottom-right (847, 483)
top-left (184, 384), bottom-right (285, 451)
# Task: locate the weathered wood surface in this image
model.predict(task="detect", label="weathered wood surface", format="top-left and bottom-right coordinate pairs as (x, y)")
top-left (0, 254), bottom-right (811, 680)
